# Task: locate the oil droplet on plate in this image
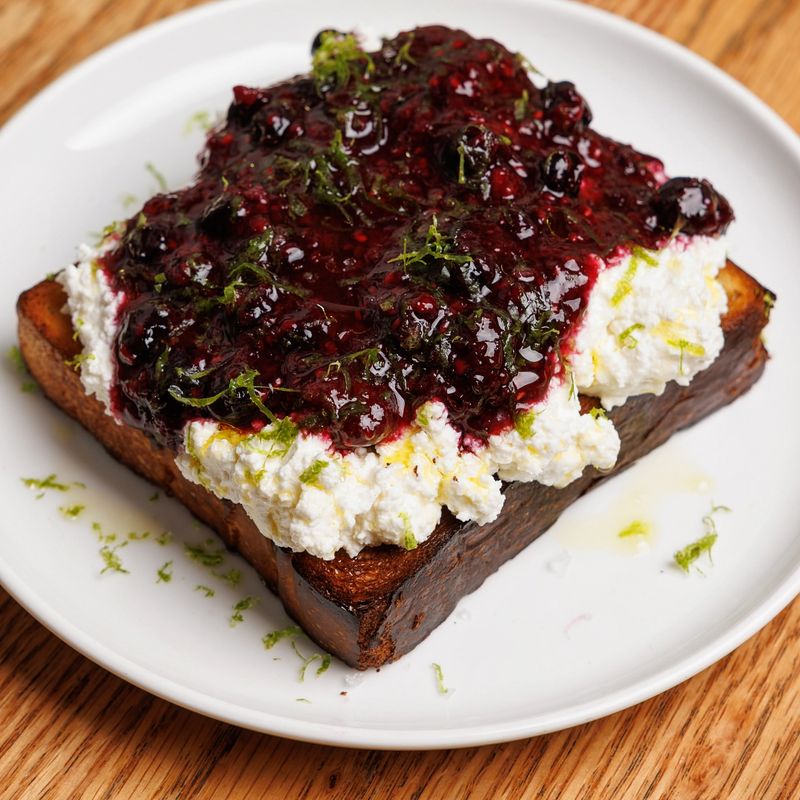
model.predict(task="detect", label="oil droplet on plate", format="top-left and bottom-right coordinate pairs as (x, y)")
top-left (554, 445), bottom-right (714, 554)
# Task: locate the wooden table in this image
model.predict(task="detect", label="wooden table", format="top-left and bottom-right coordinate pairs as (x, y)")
top-left (2, 1), bottom-right (799, 797)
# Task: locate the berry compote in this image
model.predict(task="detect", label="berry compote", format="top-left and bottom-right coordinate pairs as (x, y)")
top-left (101, 26), bottom-right (733, 449)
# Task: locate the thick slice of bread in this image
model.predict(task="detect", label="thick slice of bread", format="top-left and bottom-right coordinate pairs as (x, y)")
top-left (17, 263), bottom-right (770, 668)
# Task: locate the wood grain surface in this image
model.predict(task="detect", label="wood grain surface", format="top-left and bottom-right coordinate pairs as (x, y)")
top-left (2, 1), bottom-right (799, 798)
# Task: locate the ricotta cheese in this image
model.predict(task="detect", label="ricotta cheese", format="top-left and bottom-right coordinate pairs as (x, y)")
top-left (57, 235), bottom-right (124, 412)
top-left (571, 235), bottom-right (728, 408)
top-left (59, 232), bottom-right (729, 560)
top-left (175, 384), bottom-right (618, 559)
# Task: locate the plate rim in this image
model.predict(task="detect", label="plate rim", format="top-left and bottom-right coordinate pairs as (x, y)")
top-left (1, 0), bottom-right (799, 750)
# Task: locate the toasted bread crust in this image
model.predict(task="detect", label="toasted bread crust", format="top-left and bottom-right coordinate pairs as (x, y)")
top-left (16, 263), bottom-right (771, 667)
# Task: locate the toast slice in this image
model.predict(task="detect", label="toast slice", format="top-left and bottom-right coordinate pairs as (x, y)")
top-left (17, 263), bottom-right (770, 668)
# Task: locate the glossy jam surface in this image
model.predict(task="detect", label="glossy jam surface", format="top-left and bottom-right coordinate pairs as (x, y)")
top-left (103, 26), bottom-right (733, 448)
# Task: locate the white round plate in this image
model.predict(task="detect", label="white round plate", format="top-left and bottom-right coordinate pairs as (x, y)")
top-left (1, 0), bottom-right (798, 750)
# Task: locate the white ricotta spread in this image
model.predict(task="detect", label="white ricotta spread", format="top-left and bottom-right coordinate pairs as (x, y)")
top-left (571, 235), bottom-right (728, 408)
top-left (56, 236), bottom-right (124, 411)
top-left (58, 232), bottom-right (728, 559)
top-left (175, 382), bottom-right (618, 559)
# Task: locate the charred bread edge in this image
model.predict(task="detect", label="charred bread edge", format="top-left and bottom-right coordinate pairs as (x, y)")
top-left (16, 261), bottom-right (770, 668)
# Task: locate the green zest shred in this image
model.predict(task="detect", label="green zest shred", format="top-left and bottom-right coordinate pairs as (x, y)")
top-left (618, 322), bottom-right (645, 349)
top-left (674, 533), bottom-right (717, 573)
top-left (100, 543), bottom-right (129, 575)
top-left (456, 142), bottom-right (467, 185)
top-left (316, 653), bottom-right (332, 677)
top-left (311, 31), bottom-right (374, 91)
top-left (212, 568), bottom-right (242, 586)
top-left (388, 215), bottom-right (473, 271)
top-left (229, 596), bottom-right (258, 627)
top-left (195, 584), bottom-right (215, 597)
top-left (299, 459), bottom-right (329, 486)
top-left (22, 473), bottom-right (85, 499)
top-left (514, 408), bottom-right (536, 438)
top-left (145, 161), bottom-right (168, 192)
top-left (291, 640), bottom-right (328, 682)
top-left (617, 520), bottom-right (649, 538)
top-left (432, 662), bottom-right (449, 694)
top-left (399, 512), bottom-right (418, 551)
top-left (666, 338), bottom-right (705, 375)
top-left (631, 245), bottom-right (659, 266)
top-left (611, 246), bottom-right (660, 306)
top-left (263, 625), bottom-right (302, 650)
top-left (156, 560), bottom-right (174, 584)
top-left (59, 504), bottom-right (86, 519)
top-left (169, 368), bottom-right (281, 425)
top-left (254, 418), bottom-right (299, 458)
top-left (64, 352), bottom-right (95, 371)
top-left (184, 110), bottom-right (214, 135)
top-left (394, 34), bottom-right (417, 66)
top-left (184, 540), bottom-right (225, 567)
top-left (513, 88), bottom-right (530, 121)
top-left (674, 503), bottom-right (730, 573)
top-left (611, 259), bottom-right (639, 306)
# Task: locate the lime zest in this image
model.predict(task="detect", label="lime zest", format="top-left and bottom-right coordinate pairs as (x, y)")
top-left (432, 662), bottom-right (449, 694)
top-left (400, 512), bottom-right (418, 550)
top-left (184, 110), bottom-right (214, 135)
top-left (59, 504), bottom-right (86, 519)
top-left (618, 322), bottom-right (645, 349)
top-left (299, 459), bottom-right (329, 486)
top-left (156, 560), bottom-right (174, 584)
top-left (611, 259), bottom-right (639, 306)
top-left (229, 596), bottom-right (258, 627)
top-left (388, 215), bottom-right (473, 270)
top-left (212, 568), bottom-right (242, 586)
top-left (312, 31), bottom-right (374, 91)
top-left (674, 503), bottom-right (730, 573)
top-left (145, 161), bottom-right (168, 192)
top-left (617, 520), bottom-right (649, 538)
top-left (100, 542), bottom-right (129, 575)
top-left (64, 352), bottom-right (95, 371)
top-left (22, 473), bottom-right (85, 499)
top-left (394, 33), bottom-right (417, 66)
top-left (514, 88), bottom-right (530, 121)
top-left (155, 531), bottom-right (172, 547)
top-left (184, 540), bottom-right (225, 567)
top-left (291, 640), bottom-right (324, 682)
top-left (631, 245), bottom-right (659, 266)
top-left (666, 338), bottom-right (705, 375)
top-left (514, 408), bottom-right (536, 438)
top-left (674, 533), bottom-right (717, 573)
top-left (263, 625), bottom-right (302, 650)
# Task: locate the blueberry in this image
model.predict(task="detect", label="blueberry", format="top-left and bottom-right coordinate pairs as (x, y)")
top-left (198, 195), bottom-right (233, 237)
top-left (125, 220), bottom-right (170, 262)
top-left (542, 150), bottom-right (583, 195)
top-left (652, 177), bottom-right (734, 236)
top-left (439, 125), bottom-right (497, 185)
top-left (541, 81), bottom-right (592, 133)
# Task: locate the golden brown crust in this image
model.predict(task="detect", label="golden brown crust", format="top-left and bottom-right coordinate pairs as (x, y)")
top-left (16, 263), bottom-right (771, 668)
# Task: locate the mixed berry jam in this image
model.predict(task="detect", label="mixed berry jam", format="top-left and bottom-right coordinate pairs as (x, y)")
top-left (103, 26), bottom-right (733, 449)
